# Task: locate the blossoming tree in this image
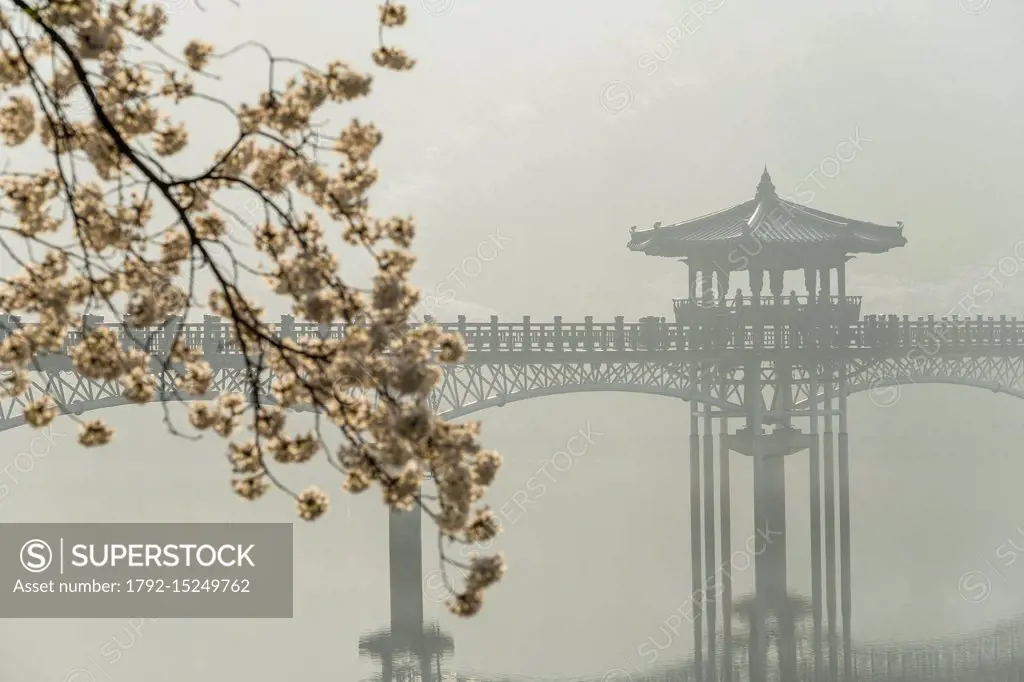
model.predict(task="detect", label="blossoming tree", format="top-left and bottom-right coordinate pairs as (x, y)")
top-left (0, 0), bottom-right (504, 615)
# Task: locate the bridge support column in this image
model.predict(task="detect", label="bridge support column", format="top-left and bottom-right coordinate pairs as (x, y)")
top-left (839, 366), bottom-right (853, 682)
top-left (823, 366), bottom-right (839, 682)
top-left (689, 377), bottom-right (705, 682)
top-left (359, 506), bottom-right (453, 682)
top-left (390, 506), bottom-right (425, 642)
top-left (720, 415), bottom-right (733, 682)
top-left (810, 364), bottom-right (824, 682)
top-left (748, 363), bottom-right (768, 682)
top-left (703, 381), bottom-right (717, 682)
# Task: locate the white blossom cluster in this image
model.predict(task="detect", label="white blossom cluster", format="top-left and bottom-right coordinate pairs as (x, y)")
top-left (0, 0), bottom-right (503, 615)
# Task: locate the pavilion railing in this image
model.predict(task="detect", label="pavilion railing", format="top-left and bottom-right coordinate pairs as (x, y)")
top-left (673, 294), bottom-right (863, 309)
top-left (3, 313), bottom-right (1024, 357)
top-left (673, 295), bottom-right (864, 325)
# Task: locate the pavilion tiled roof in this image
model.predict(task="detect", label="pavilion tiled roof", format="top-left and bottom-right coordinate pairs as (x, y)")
top-left (627, 168), bottom-right (907, 258)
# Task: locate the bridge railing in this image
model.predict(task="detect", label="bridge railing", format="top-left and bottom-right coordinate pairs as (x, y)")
top-left (5, 313), bottom-right (1024, 358)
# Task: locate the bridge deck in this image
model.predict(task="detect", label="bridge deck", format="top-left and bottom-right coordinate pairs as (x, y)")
top-left (3, 314), bottom-right (1024, 361)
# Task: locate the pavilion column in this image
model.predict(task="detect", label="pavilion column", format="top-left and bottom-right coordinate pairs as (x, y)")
top-left (706, 271), bottom-right (716, 303)
top-left (690, 368), bottom-right (705, 681)
top-left (819, 268), bottom-right (833, 345)
top-left (750, 268), bottom-right (764, 347)
top-left (750, 268), bottom-right (764, 302)
top-left (689, 264), bottom-right (697, 300)
top-left (769, 269), bottom-right (784, 299)
top-left (805, 268), bottom-right (817, 304)
top-left (718, 268), bottom-right (731, 302)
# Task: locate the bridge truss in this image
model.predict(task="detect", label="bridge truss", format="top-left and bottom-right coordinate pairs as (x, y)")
top-left (3, 313), bottom-right (1024, 431)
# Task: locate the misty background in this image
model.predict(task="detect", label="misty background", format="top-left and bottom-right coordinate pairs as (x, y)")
top-left (3, 0), bottom-right (1024, 679)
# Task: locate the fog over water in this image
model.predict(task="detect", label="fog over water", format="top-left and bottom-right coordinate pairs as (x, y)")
top-left (3, 0), bottom-right (1024, 679)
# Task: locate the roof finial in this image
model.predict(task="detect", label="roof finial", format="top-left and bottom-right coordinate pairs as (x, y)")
top-left (756, 166), bottom-right (776, 201)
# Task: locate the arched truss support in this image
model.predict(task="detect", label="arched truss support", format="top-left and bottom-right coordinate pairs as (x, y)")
top-left (789, 354), bottom-right (1024, 410)
top-left (0, 361), bottom-right (741, 433)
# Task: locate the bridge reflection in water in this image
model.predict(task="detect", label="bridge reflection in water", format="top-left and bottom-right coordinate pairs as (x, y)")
top-left (364, 611), bottom-right (1024, 682)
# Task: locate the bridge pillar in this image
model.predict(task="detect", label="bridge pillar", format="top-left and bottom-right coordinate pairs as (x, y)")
top-left (689, 377), bottom-right (705, 682)
top-left (702, 368), bottom-right (717, 682)
top-left (359, 503), bottom-right (453, 682)
top-left (746, 362), bottom-right (769, 682)
top-left (810, 365), bottom-right (824, 682)
top-left (719, 414), bottom-right (733, 682)
top-left (823, 368), bottom-right (839, 682)
top-left (839, 371), bottom-right (852, 682)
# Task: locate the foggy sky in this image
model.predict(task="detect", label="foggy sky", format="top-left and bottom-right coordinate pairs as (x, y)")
top-left (3, 0), bottom-right (1024, 679)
